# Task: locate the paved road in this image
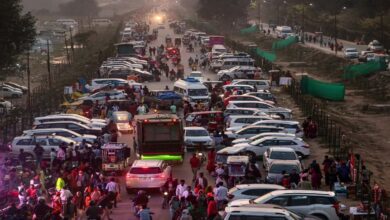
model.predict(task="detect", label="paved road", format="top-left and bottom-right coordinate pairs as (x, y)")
top-left (110, 15), bottom-right (219, 220)
top-left (259, 23), bottom-right (368, 58)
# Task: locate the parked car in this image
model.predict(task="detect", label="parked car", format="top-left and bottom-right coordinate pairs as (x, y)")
top-left (226, 115), bottom-right (272, 129)
top-left (368, 40), bottom-right (384, 52)
top-left (217, 66), bottom-right (257, 80)
top-left (344, 48), bottom-right (359, 59)
top-left (143, 90), bottom-right (182, 109)
top-left (4, 82), bottom-right (28, 94)
top-left (228, 184), bottom-right (285, 201)
top-left (227, 101), bottom-right (292, 119)
top-left (33, 114), bottom-right (106, 129)
top-left (232, 132), bottom-right (295, 144)
top-left (266, 160), bottom-right (303, 184)
top-left (224, 125), bottom-right (284, 140)
top-left (231, 136), bottom-right (310, 160)
top-left (223, 204), bottom-right (321, 220)
top-left (228, 190), bottom-right (345, 220)
top-left (125, 160), bottom-right (172, 193)
top-left (223, 108), bottom-right (268, 117)
top-left (184, 127), bottom-right (214, 150)
top-left (263, 147), bottom-right (300, 171)
top-left (245, 91), bottom-right (277, 104)
top-left (23, 128), bottom-right (97, 144)
top-left (1, 86), bottom-right (23, 98)
top-left (231, 79), bottom-right (271, 91)
top-left (224, 95), bottom-right (274, 106)
top-left (228, 120), bottom-right (303, 137)
top-left (78, 90), bottom-right (127, 102)
top-left (11, 135), bottom-right (82, 159)
top-left (34, 121), bottom-right (102, 136)
top-left (189, 71), bottom-right (204, 82)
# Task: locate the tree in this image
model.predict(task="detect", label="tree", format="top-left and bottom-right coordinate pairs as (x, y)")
top-left (59, 0), bottom-right (100, 18)
top-left (197, 0), bottom-right (250, 26)
top-left (0, 0), bottom-right (36, 78)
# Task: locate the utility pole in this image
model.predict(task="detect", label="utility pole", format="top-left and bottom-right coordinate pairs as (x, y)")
top-left (26, 52), bottom-right (32, 122)
top-left (69, 28), bottom-right (75, 58)
top-left (64, 37), bottom-right (71, 65)
top-left (257, 0), bottom-right (261, 28)
top-left (302, 3), bottom-right (305, 43)
top-left (334, 14), bottom-right (338, 55)
top-left (46, 40), bottom-right (52, 89)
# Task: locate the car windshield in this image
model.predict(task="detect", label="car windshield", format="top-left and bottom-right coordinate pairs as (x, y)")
top-left (270, 151), bottom-right (297, 160)
top-left (346, 49), bottom-right (357, 52)
top-left (114, 114), bottom-right (129, 123)
top-left (269, 164), bottom-right (299, 174)
top-left (130, 167), bottom-right (161, 174)
top-left (186, 129), bottom-right (208, 137)
top-left (188, 89), bottom-right (208, 96)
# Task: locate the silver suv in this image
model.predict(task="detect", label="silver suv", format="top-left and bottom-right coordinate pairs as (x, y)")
top-left (229, 190), bottom-right (344, 220)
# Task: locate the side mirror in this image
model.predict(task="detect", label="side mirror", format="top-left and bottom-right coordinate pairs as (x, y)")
top-left (298, 155), bottom-right (302, 160)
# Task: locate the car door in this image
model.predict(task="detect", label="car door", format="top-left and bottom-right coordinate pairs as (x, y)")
top-left (251, 139), bottom-right (277, 156)
top-left (239, 128), bottom-right (257, 138)
top-left (277, 140), bottom-right (297, 151)
top-left (287, 195), bottom-right (312, 216)
top-left (264, 196), bottom-right (290, 206)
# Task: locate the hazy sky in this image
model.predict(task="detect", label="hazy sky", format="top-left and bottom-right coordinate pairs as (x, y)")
top-left (22, 0), bottom-right (71, 11)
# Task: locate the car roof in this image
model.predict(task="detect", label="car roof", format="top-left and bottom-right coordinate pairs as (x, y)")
top-left (259, 136), bottom-right (300, 141)
top-left (225, 204), bottom-right (290, 214)
top-left (225, 108), bottom-right (260, 112)
top-left (131, 160), bottom-right (163, 168)
top-left (267, 189), bottom-right (335, 197)
top-left (189, 111), bottom-right (222, 114)
top-left (228, 100), bottom-right (271, 104)
top-left (232, 79), bottom-right (270, 83)
top-left (268, 147), bottom-right (296, 152)
top-left (234, 184), bottom-right (286, 190)
top-left (37, 121), bottom-right (88, 127)
top-left (269, 160), bottom-right (301, 166)
top-left (23, 128), bottom-right (76, 134)
top-left (184, 126), bottom-right (208, 131)
top-left (228, 115), bottom-right (271, 119)
top-left (14, 135), bottom-right (75, 142)
top-left (255, 120), bottom-right (299, 125)
top-left (239, 125), bottom-right (282, 131)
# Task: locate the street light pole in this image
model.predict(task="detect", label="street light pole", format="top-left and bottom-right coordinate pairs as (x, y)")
top-left (334, 14), bottom-right (337, 55)
top-left (302, 3), bottom-right (305, 43)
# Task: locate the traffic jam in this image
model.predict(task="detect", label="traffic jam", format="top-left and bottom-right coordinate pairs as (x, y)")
top-left (0, 9), bottom-right (352, 220)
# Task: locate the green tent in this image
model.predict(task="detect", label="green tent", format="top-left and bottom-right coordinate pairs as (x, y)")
top-left (301, 76), bottom-right (345, 101)
top-left (343, 60), bottom-right (387, 79)
top-left (255, 48), bottom-right (276, 62)
top-left (240, 25), bottom-right (258, 34)
top-left (272, 36), bottom-right (299, 50)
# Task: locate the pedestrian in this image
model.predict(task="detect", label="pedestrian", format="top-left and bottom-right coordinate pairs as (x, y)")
top-left (63, 196), bottom-right (76, 220)
top-left (169, 196), bottom-right (180, 220)
top-left (175, 179), bottom-right (188, 199)
top-left (206, 197), bottom-right (218, 220)
top-left (33, 143), bottom-right (44, 168)
top-left (97, 191), bottom-right (112, 220)
top-left (50, 148), bottom-right (56, 170)
top-left (137, 205), bottom-right (152, 220)
top-left (85, 200), bottom-right (101, 220)
top-left (137, 103), bottom-right (147, 115)
top-left (170, 101), bottom-right (177, 114)
top-left (206, 149), bottom-right (216, 175)
top-left (105, 177), bottom-right (119, 208)
top-left (310, 162), bottom-right (322, 189)
top-left (322, 155), bottom-right (332, 186)
top-left (189, 153), bottom-right (201, 181)
top-left (289, 169), bottom-right (301, 188)
top-left (214, 182), bottom-right (228, 210)
top-left (195, 172), bottom-right (208, 189)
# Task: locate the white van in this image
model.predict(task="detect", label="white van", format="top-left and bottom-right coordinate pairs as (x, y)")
top-left (231, 79), bottom-right (271, 90)
top-left (56, 19), bottom-right (78, 27)
top-left (211, 57), bottom-right (254, 72)
top-left (92, 18), bottom-right (112, 26)
top-left (90, 78), bottom-right (129, 91)
top-left (173, 78), bottom-right (210, 107)
top-left (275, 26), bottom-right (294, 39)
top-left (211, 44), bottom-right (227, 57)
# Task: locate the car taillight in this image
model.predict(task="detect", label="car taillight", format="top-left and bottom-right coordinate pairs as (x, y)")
top-left (156, 173), bottom-right (166, 179)
top-left (302, 145), bottom-right (309, 148)
top-left (333, 201), bottom-right (340, 215)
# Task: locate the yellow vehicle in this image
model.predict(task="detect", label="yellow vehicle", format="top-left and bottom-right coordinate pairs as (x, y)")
top-left (102, 143), bottom-right (131, 174)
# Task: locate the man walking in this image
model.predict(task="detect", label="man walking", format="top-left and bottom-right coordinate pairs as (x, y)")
top-left (33, 143), bottom-right (44, 168)
top-left (106, 177), bottom-right (119, 208)
top-left (189, 153), bottom-right (201, 181)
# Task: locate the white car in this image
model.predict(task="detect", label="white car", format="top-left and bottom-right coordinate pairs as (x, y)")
top-left (0, 99), bottom-right (13, 112)
top-left (189, 71), bottom-right (204, 82)
top-left (231, 136), bottom-right (310, 160)
top-left (228, 119), bottom-right (303, 137)
top-left (228, 190), bottom-right (344, 220)
top-left (368, 40), bottom-right (384, 52)
top-left (232, 132), bottom-right (295, 144)
top-left (217, 66), bottom-right (257, 80)
top-left (225, 125), bottom-right (284, 140)
top-left (225, 95), bottom-right (275, 105)
top-left (231, 79), bottom-right (271, 91)
top-left (1, 86), bottom-right (23, 98)
top-left (226, 101), bottom-right (292, 119)
top-left (263, 147), bottom-right (300, 171)
top-left (245, 91), bottom-right (276, 104)
top-left (11, 135), bottom-right (81, 159)
top-left (125, 160), bottom-right (171, 193)
top-left (223, 85), bottom-right (255, 94)
top-left (79, 90), bottom-right (127, 102)
top-left (228, 184), bottom-right (285, 201)
top-left (226, 115), bottom-right (272, 129)
top-left (266, 160), bottom-right (303, 184)
top-left (4, 82), bottom-right (28, 93)
top-left (344, 48), bottom-right (359, 59)
top-left (22, 128), bottom-right (97, 144)
top-left (224, 108), bottom-right (269, 118)
top-left (33, 114), bottom-right (106, 129)
top-left (184, 127), bottom-right (214, 150)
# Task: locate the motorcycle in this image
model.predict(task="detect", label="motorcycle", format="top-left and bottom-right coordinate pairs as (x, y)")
top-left (161, 191), bottom-right (168, 209)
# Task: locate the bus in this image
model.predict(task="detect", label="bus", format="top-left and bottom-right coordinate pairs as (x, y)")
top-left (135, 114), bottom-right (184, 162)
